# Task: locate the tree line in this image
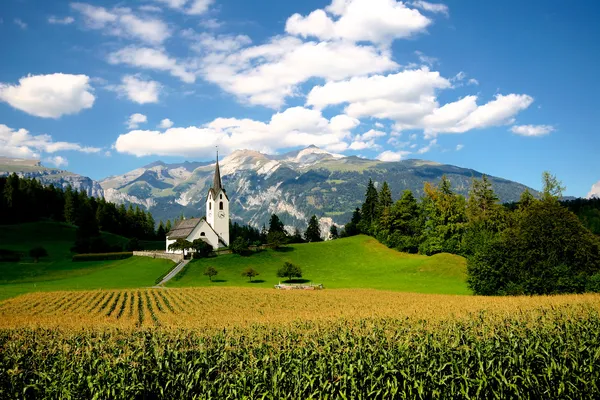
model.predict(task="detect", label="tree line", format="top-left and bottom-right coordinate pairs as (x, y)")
top-left (343, 173), bottom-right (600, 295)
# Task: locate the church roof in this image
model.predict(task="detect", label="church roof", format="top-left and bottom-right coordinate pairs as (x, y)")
top-left (213, 152), bottom-right (223, 192)
top-left (166, 218), bottom-right (202, 239)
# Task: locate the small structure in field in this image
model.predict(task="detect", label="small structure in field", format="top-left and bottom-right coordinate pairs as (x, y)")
top-left (274, 283), bottom-right (324, 290)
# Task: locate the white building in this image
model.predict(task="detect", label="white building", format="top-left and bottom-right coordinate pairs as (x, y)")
top-left (166, 153), bottom-right (230, 253)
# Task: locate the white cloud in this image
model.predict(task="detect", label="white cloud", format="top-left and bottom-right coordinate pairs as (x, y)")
top-left (71, 3), bottom-right (170, 44)
top-left (127, 113), bottom-right (148, 129)
top-left (0, 124), bottom-right (101, 159)
top-left (285, 0), bottom-right (432, 45)
top-left (307, 67), bottom-right (449, 110)
top-left (417, 138), bottom-right (437, 154)
top-left (510, 124), bottom-right (554, 137)
top-left (359, 129), bottom-right (386, 140)
top-left (44, 156), bottom-right (68, 168)
top-left (408, 1), bottom-right (449, 16)
top-left (182, 30), bottom-right (252, 53)
top-left (151, 0), bottom-right (213, 15)
top-left (48, 16), bottom-right (75, 25)
top-left (349, 140), bottom-right (378, 150)
top-left (587, 181), bottom-right (600, 199)
top-left (139, 5), bottom-right (163, 13)
top-left (108, 46), bottom-right (196, 83)
top-left (14, 19), bottom-right (27, 29)
top-left (415, 50), bottom-right (438, 66)
top-left (159, 118), bottom-right (174, 129)
top-left (114, 75), bottom-right (162, 104)
top-left (377, 150), bottom-right (411, 162)
top-left (456, 144), bottom-right (464, 151)
top-left (468, 78), bottom-right (479, 86)
top-left (115, 107), bottom-right (359, 157)
top-left (0, 73), bottom-right (95, 118)
top-left (201, 36), bottom-right (398, 107)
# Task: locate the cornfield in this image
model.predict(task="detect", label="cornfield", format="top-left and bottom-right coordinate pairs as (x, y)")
top-left (1, 288), bottom-right (600, 398)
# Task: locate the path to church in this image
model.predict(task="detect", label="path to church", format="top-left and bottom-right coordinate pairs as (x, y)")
top-left (153, 260), bottom-right (190, 287)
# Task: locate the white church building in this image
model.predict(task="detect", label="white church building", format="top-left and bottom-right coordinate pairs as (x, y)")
top-left (166, 154), bottom-right (230, 253)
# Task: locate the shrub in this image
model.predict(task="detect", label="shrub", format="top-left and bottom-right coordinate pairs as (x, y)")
top-left (29, 246), bottom-right (48, 263)
top-left (72, 252), bottom-right (133, 262)
top-left (230, 237), bottom-right (249, 255)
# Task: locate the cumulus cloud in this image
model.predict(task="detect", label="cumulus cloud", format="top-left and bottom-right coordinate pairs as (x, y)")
top-left (377, 150), bottom-right (411, 162)
top-left (358, 129), bottom-right (386, 140)
top-left (416, 139), bottom-right (437, 154)
top-left (0, 124), bottom-right (101, 159)
top-left (14, 19), bottom-right (27, 29)
top-left (114, 75), bottom-right (162, 104)
top-left (408, 1), bottom-right (449, 16)
top-left (127, 113), bottom-right (148, 129)
top-left (152, 0), bottom-right (213, 15)
top-left (285, 0), bottom-right (432, 45)
top-left (0, 73), bottom-right (95, 118)
top-left (115, 107), bottom-right (359, 157)
top-left (108, 46), bottom-right (196, 83)
top-left (48, 16), bottom-right (75, 25)
top-left (158, 118), bottom-right (174, 129)
top-left (44, 156), bottom-right (68, 167)
top-left (71, 3), bottom-right (170, 44)
top-left (510, 124), bottom-right (555, 137)
top-left (200, 36), bottom-right (397, 108)
top-left (588, 181), bottom-right (600, 199)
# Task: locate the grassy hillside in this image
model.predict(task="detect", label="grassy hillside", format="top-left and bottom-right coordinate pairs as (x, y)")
top-left (168, 235), bottom-right (470, 295)
top-left (0, 221), bottom-right (173, 300)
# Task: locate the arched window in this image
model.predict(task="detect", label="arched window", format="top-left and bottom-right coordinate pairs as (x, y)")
top-left (220, 194), bottom-right (222, 199)
top-left (209, 203), bottom-right (211, 210)
top-left (200, 232), bottom-right (205, 237)
top-left (219, 201), bottom-right (223, 210)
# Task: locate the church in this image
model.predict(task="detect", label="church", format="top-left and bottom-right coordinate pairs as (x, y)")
top-left (165, 153), bottom-right (230, 253)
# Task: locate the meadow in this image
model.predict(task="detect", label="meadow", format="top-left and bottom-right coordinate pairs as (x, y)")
top-left (1, 288), bottom-right (600, 398)
top-left (0, 221), bottom-right (172, 300)
top-left (169, 235), bottom-right (469, 295)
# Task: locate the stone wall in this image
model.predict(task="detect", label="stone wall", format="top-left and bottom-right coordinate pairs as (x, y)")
top-left (133, 251), bottom-right (183, 263)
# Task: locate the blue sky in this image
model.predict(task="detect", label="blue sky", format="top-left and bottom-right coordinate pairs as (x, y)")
top-left (0, 0), bottom-right (598, 197)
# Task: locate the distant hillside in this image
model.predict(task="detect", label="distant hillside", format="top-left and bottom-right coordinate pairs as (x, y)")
top-left (100, 146), bottom-right (538, 231)
top-left (0, 157), bottom-right (103, 198)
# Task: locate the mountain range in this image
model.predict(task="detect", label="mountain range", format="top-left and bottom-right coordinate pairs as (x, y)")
top-left (2, 147), bottom-right (539, 232)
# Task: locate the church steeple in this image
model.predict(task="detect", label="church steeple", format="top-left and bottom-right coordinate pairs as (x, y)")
top-left (213, 150), bottom-right (223, 192)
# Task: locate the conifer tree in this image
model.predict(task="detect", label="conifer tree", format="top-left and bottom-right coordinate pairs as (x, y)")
top-left (304, 215), bottom-right (322, 242)
top-left (360, 179), bottom-right (378, 233)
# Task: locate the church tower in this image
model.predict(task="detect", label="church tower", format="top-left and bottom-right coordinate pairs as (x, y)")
top-left (206, 151), bottom-right (229, 246)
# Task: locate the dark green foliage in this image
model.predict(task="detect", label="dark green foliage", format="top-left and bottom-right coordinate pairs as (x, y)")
top-left (0, 249), bottom-right (21, 262)
top-left (203, 266), bottom-right (218, 281)
top-left (72, 252), bottom-right (133, 262)
top-left (168, 239), bottom-right (193, 253)
top-left (230, 237), bottom-right (249, 255)
top-left (125, 238), bottom-right (141, 252)
top-left (289, 227), bottom-right (305, 244)
top-left (359, 179), bottom-right (378, 234)
top-left (241, 267), bottom-right (259, 282)
top-left (563, 197), bottom-right (600, 235)
top-left (468, 200), bottom-right (600, 295)
top-left (277, 261), bottom-right (302, 282)
top-left (268, 214), bottom-right (286, 235)
top-left (341, 208), bottom-right (361, 237)
top-left (29, 246), bottom-right (48, 263)
top-left (230, 221), bottom-right (263, 244)
top-left (329, 224), bottom-right (339, 240)
top-left (267, 231), bottom-right (287, 249)
top-left (304, 215), bottom-right (322, 242)
top-left (156, 221), bottom-right (166, 238)
top-left (191, 239), bottom-right (213, 259)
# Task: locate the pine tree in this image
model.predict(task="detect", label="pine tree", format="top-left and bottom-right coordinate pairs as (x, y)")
top-left (165, 219), bottom-right (172, 233)
top-left (63, 186), bottom-right (76, 225)
top-left (304, 215), bottom-right (322, 242)
top-left (378, 181), bottom-right (393, 210)
top-left (360, 179), bottom-right (378, 233)
top-left (329, 224), bottom-right (339, 240)
top-left (157, 221), bottom-right (166, 238)
top-left (542, 171), bottom-right (566, 202)
top-left (268, 214), bottom-right (285, 234)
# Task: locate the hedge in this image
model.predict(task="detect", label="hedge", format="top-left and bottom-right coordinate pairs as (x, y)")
top-left (72, 252), bottom-right (133, 262)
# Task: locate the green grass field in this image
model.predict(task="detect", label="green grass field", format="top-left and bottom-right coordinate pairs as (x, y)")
top-left (168, 235), bottom-right (470, 295)
top-left (0, 221), bottom-right (174, 300)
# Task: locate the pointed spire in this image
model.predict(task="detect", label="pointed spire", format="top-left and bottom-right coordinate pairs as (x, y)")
top-left (213, 148), bottom-right (222, 192)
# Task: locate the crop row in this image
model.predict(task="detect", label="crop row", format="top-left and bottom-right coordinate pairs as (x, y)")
top-left (1, 305), bottom-right (600, 399)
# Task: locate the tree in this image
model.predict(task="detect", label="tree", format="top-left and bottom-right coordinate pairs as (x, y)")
top-left (342, 208), bottom-right (361, 237)
top-left (29, 246), bottom-right (48, 263)
top-left (165, 220), bottom-right (172, 234)
top-left (467, 199), bottom-right (600, 295)
top-left (277, 262), bottom-right (302, 282)
top-left (518, 189), bottom-right (536, 211)
top-left (168, 239), bottom-right (193, 254)
top-left (63, 185), bottom-right (77, 225)
top-left (191, 239), bottom-right (213, 258)
top-left (289, 227), bottom-right (304, 244)
top-left (125, 238), bottom-right (140, 251)
top-left (360, 179), bottom-right (378, 233)
top-left (230, 236), bottom-right (249, 255)
top-left (385, 190), bottom-right (422, 253)
top-left (267, 230), bottom-right (287, 249)
top-left (241, 267), bottom-right (259, 282)
top-left (378, 181), bottom-right (393, 213)
top-left (304, 215), bottom-right (322, 242)
top-left (203, 266), bottom-right (218, 282)
top-left (156, 221), bottom-right (166, 238)
top-left (329, 224), bottom-right (339, 240)
top-left (268, 214), bottom-right (286, 235)
top-left (542, 171), bottom-right (566, 202)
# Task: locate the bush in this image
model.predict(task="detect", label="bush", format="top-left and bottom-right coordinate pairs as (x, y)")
top-left (0, 249), bottom-right (21, 262)
top-left (230, 237), bottom-right (249, 255)
top-left (125, 238), bottom-right (141, 252)
top-left (192, 239), bottom-right (213, 259)
top-left (586, 273), bottom-right (600, 293)
top-left (72, 252), bottom-right (133, 262)
top-left (29, 246), bottom-right (48, 263)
